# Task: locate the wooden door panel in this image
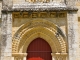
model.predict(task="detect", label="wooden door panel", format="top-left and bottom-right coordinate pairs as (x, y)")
top-left (27, 38), bottom-right (52, 60)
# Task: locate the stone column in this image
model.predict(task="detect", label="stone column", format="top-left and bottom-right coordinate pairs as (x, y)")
top-left (1, 12), bottom-right (12, 60)
top-left (12, 53), bottom-right (27, 60)
top-left (51, 53), bottom-right (56, 60)
top-left (0, 18), bottom-right (1, 60)
top-left (2, 0), bottom-right (13, 10)
top-left (23, 53), bottom-right (27, 60)
top-left (23, 56), bottom-right (26, 60)
top-left (67, 11), bottom-right (79, 60)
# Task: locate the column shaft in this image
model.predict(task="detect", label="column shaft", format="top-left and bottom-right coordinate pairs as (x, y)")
top-left (67, 11), bottom-right (79, 60)
top-left (1, 12), bottom-right (12, 60)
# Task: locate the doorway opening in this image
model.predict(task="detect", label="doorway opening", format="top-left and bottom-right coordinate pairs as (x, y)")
top-left (27, 37), bottom-right (52, 60)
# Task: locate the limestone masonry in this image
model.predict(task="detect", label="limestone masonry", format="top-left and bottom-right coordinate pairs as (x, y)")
top-left (0, 0), bottom-right (80, 60)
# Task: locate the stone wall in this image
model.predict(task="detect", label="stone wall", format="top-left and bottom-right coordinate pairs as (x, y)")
top-left (0, 1), bottom-right (2, 59)
top-left (13, 0), bottom-right (25, 4)
top-left (76, 1), bottom-right (80, 17)
top-left (78, 18), bottom-right (80, 57)
top-left (76, 1), bottom-right (80, 57)
top-left (0, 18), bottom-right (1, 60)
top-left (0, 1), bottom-right (2, 18)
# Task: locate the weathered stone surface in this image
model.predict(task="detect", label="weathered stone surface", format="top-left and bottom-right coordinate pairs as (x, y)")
top-left (0, 1), bottom-right (2, 18)
top-left (0, 0), bottom-right (80, 60)
top-left (67, 11), bottom-right (79, 60)
top-left (0, 18), bottom-right (1, 60)
top-left (66, 0), bottom-right (76, 7)
top-left (2, 0), bottom-right (12, 10)
top-left (1, 12), bottom-right (12, 60)
top-left (12, 3), bottom-right (78, 11)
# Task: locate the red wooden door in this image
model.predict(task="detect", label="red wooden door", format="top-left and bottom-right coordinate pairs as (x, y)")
top-left (27, 38), bottom-right (52, 60)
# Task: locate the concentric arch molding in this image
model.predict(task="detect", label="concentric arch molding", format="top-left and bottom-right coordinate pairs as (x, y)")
top-left (12, 19), bottom-right (68, 53)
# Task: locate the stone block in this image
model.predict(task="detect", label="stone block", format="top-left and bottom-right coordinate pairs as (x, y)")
top-left (1, 56), bottom-right (12, 60)
top-left (0, 1), bottom-right (2, 18)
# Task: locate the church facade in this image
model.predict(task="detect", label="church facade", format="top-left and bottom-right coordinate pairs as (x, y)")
top-left (0, 0), bottom-right (80, 60)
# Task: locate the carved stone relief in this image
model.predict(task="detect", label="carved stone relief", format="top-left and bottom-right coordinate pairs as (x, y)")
top-left (13, 12), bottom-right (66, 18)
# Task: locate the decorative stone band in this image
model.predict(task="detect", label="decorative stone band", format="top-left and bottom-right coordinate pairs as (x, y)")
top-left (12, 53), bottom-right (27, 57)
top-left (25, 0), bottom-right (65, 3)
top-left (12, 3), bottom-right (78, 11)
top-left (12, 53), bottom-right (67, 57)
top-left (13, 3), bottom-right (66, 9)
top-left (51, 53), bottom-right (67, 56)
top-left (12, 12), bottom-right (66, 18)
top-left (51, 53), bottom-right (68, 60)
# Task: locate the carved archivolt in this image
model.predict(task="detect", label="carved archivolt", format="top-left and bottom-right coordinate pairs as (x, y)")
top-left (12, 19), bottom-right (67, 53)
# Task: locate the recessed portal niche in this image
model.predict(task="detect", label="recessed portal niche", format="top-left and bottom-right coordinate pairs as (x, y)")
top-left (27, 37), bottom-right (52, 60)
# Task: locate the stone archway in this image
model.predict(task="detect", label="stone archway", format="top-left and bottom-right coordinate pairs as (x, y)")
top-left (12, 19), bottom-right (68, 60)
